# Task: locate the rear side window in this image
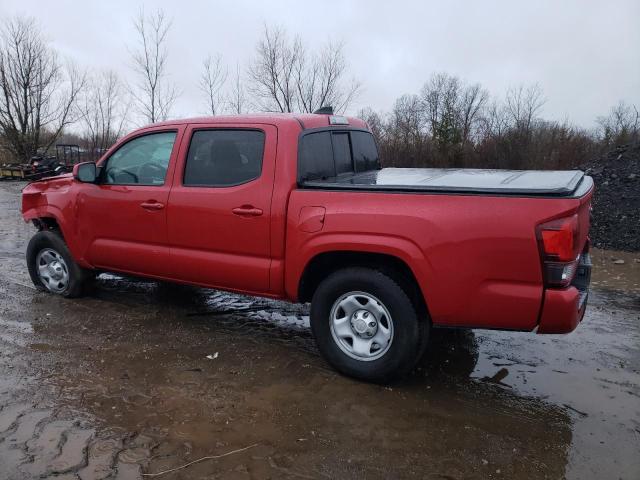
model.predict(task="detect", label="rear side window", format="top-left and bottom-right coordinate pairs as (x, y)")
top-left (298, 131), bottom-right (334, 180)
top-left (298, 130), bottom-right (379, 181)
top-left (351, 131), bottom-right (380, 172)
top-left (332, 133), bottom-right (353, 175)
top-left (184, 129), bottom-right (265, 187)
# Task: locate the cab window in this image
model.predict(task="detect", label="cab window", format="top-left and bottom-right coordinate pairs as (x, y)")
top-left (101, 131), bottom-right (177, 185)
top-left (298, 130), bottom-right (380, 181)
top-left (183, 129), bottom-right (265, 187)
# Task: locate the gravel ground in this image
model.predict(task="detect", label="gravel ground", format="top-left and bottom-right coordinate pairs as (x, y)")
top-left (583, 142), bottom-right (640, 252)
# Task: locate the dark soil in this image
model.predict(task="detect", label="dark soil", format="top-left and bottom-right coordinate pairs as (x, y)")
top-left (582, 142), bottom-right (640, 251)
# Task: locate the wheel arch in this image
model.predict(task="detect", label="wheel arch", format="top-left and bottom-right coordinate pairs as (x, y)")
top-left (32, 216), bottom-right (63, 235)
top-left (24, 206), bottom-right (67, 236)
top-left (23, 206), bottom-right (88, 267)
top-left (297, 250), bottom-right (430, 322)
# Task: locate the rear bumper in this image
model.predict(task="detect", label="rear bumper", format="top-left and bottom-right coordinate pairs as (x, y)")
top-left (537, 253), bottom-right (591, 334)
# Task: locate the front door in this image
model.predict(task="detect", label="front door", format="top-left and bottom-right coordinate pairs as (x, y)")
top-left (166, 124), bottom-right (276, 294)
top-left (77, 129), bottom-right (181, 276)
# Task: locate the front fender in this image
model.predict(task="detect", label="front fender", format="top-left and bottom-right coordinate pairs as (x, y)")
top-left (22, 180), bottom-right (90, 268)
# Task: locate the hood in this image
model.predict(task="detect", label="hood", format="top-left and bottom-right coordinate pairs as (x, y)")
top-left (23, 173), bottom-right (73, 192)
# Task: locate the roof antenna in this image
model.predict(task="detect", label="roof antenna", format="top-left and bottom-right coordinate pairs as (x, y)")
top-left (313, 106), bottom-right (333, 115)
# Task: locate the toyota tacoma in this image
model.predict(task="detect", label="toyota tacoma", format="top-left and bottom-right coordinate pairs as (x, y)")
top-left (22, 111), bottom-right (593, 382)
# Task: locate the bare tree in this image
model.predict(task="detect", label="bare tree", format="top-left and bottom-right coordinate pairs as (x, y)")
top-left (421, 73), bottom-right (461, 149)
top-left (295, 40), bottom-right (361, 114)
top-left (199, 53), bottom-right (227, 115)
top-left (0, 16), bottom-right (84, 162)
top-left (504, 84), bottom-right (545, 133)
top-left (596, 101), bottom-right (639, 145)
top-left (459, 82), bottom-right (489, 144)
top-left (248, 26), bottom-right (299, 112)
top-left (129, 8), bottom-right (177, 124)
top-left (479, 100), bottom-right (509, 139)
top-left (248, 25), bottom-right (360, 114)
top-left (228, 63), bottom-right (246, 115)
top-left (77, 70), bottom-right (129, 159)
top-left (357, 107), bottom-right (385, 144)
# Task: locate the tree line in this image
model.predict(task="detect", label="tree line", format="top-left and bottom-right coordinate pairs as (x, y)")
top-left (360, 75), bottom-right (638, 170)
top-left (0, 9), bottom-right (637, 168)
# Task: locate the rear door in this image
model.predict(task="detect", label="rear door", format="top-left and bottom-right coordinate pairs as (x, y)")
top-left (78, 128), bottom-right (182, 276)
top-left (166, 123), bottom-right (277, 294)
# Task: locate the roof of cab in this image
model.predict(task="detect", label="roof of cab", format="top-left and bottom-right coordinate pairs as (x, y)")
top-left (146, 112), bottom-right (368, 131)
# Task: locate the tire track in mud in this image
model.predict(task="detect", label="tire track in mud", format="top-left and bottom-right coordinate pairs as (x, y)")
top-left (0, 402), bottom-right (156, 479)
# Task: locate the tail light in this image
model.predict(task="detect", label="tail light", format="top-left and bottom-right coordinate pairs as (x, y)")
top-left (537, 214), bottom-right (580, 287)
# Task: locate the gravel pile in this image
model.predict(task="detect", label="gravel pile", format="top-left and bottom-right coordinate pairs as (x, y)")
top-left (582, 142), bottom-right (639, 252)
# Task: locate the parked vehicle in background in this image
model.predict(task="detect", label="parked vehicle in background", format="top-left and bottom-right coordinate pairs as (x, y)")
top-left (21, 109), bottom-right (593, 382)
top-left (1, 144), bottom-right (81, 181)
top-left (29, 155), bottom-right (62, 177)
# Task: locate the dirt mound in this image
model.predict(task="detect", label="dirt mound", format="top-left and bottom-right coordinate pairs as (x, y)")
top-left (582, 142), bottom-right (640, 252)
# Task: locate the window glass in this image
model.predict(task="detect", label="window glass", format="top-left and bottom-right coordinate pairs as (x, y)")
top-left (102, 132), bottom-right (176, 185)
top-left (351, 131), bottom-right (380, 172)
top-left (298, 131), bottom-right (334, 180)
top-left (184, 130), bottom-right (265, 186)
top-left (332, 133), bottom-right (353, 175)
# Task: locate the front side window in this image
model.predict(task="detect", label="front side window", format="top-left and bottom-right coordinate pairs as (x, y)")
top-left (102, 131), bottom-right (176, 185)
top-left (184, 129), bottom-right (265, 187)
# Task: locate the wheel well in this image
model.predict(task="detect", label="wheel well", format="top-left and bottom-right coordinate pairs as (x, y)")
top-left (33, 217), bottom-right (62, 236)
top-left (298, 251), bottom-right (428, 315)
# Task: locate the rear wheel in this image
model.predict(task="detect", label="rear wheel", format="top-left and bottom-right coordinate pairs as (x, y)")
top-left (27, 230), bottom-right (90, 298)
top-left (310, 267), bottom-right (427, 383)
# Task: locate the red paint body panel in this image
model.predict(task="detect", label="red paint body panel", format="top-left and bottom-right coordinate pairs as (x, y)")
top-left (537, 287), bottom-right (585, 333)
top-left (165, 123), bottom-right (277, 292)
top-left (21, 113), bottom-right (593, 333)
top-left (284, 190), bottom-right (588, 330)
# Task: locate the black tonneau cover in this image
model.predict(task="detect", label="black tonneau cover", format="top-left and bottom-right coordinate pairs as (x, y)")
top-left (300, 168), bottom-right (590, 197)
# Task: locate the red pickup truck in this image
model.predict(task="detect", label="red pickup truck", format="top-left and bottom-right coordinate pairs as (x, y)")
top-left (22, 111), bottom-right (593, 382)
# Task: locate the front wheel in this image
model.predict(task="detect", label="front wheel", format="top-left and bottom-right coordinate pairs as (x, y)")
top-left (26, 230), bottom-right (90, 298)
top-left (310, 267), bottom-right (427, 383)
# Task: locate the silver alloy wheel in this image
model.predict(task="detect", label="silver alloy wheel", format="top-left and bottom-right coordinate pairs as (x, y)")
top-left (36, 248), bottom-right (70, 293)
top-left (329, 291), bottom-right (394, 361)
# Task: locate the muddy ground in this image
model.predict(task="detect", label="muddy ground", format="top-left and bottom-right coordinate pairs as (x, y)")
top-left (0, 181), bottom-right (638, 480)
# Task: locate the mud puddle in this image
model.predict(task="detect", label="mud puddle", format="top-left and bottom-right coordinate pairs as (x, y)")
top-left (0, 182), bottom-right (638, 479)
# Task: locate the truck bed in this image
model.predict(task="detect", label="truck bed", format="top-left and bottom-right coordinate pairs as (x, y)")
top-left (300, 168), bottom-right (592, 197)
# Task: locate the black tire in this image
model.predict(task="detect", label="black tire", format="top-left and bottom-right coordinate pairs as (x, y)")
top-left (310, 267), bottom-right (428, 383)
top-left (26, 230), bottom-right (90, 298)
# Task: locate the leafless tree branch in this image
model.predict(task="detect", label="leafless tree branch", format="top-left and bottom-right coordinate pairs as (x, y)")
top-left (199, 53), bottom-right (227, 116)
top-left (248, 25), bottom-right (360, 114)
top-left (129, 8), bottom-right (178, 124)
top-left (0, 16), bottom-right (85, 162)
top-left (77, 70), bottom-right (129, 159)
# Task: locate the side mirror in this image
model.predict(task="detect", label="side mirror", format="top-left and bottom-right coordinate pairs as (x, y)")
top-left (73, 162), bottom-right (97, 183)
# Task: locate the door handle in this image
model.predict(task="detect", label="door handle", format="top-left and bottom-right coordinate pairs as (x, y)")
top-left (232, 205), bottom-right (263, 217)
top-left (140, 200), bottom-right (165, 211)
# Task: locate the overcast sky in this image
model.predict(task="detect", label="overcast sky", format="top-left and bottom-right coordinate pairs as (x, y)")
top-left (1, 0), bottom-right (638, 128)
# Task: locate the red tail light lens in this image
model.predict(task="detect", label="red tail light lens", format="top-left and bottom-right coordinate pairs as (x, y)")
top-left (539, 215), bottom-right (578, 262)
top-left (538, 215), bottom-right (580, 287)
